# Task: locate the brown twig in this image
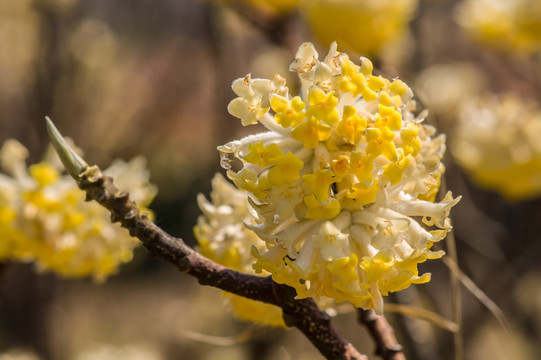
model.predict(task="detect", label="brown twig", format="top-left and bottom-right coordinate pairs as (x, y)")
top-left (45, 117), bottom-right (372, 359)
top-left (0, 263), bottom-right (7, 286)
top-left (76, 165), bottom-right (365, 360)
top-left (358, 309), bottom-right (406, 360)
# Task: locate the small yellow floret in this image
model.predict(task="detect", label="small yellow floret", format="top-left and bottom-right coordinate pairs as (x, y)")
top-left (339, 59), bottom-right (379, 101)
top-left (400, 122), bottom-right (421, 156)
top-left (304, 194), bottom-right (341, 219)
top-left (302, 169), bottom-right (336, 202)
top-left (390, 79), bottom-right (410, 99)
top-left (244, 142), bottom-right (283, 167)
top-left (306, 88), bottom-right (340, 125)
top-left (365, 127), bottom-right (398, 161)
top-left (291, 116), bottom-right (332, 149)
top-left (334, 105), bottom-right (367, 145)
top-left (271, 95), bottom-right (306, 128)
top-left (228, 168), bottom-right (259, 193)
top-left (331, 155), bottom-right (351, 178)
top-left (343, 181), bottom-right (380, 208)
top-left (350, 152), bottom-right (374, 183)
top-left (267, 152), bottom-right (304, 186)
top-left (377, 104), bottom-right (403, 131)
top-left (360, 250), bottom-right (395, 283)
top-left (368, 75), bottom-right (387, 92)
top-left (382, 152), bottom-right (412, 185)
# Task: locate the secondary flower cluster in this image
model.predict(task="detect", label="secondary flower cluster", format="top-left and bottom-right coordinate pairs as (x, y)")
top-left (220, 42), bottom-right (459, 313)
top-left (456, 0), bottom-right (541, 55)
top-left (0, 139), bottom-right (156, 282)
top-left (452, 93), bottom-right (541, 201)
top-left (194, 173), bottom-right (285, 326)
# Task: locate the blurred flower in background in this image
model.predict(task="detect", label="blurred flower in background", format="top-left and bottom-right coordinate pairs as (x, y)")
top-left (0, 0), bottom-right (217, 212)
top-left (452, 93), bottom-right (541, 201)
top-left (414, 62), bottom-right (486, 127)
top-left (237, 0), bottom-right (300, 15)
top-left (221, 42), bottom-right (459, 314)
top-left (300, 0), bottom-right (418, 63)
top-left (0, 139), bottom-right (156, 282)
top-left (210, 0), bottom-right (418, 68)
top-left (456, 0), bottom-right (541, 56)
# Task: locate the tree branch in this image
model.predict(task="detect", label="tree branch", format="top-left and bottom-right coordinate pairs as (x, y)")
top-left (0, 263), bottom-right (7, 286)
top-left (45, 117), bottom-right (381, 359)
top-left (358, 308), bottom-right (406, 360)
top-left (76, 164), bottom-right (365, 359)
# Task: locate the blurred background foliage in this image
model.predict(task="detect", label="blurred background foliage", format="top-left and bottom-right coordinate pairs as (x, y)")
top-left (1, 0), bottom-right (541, 359)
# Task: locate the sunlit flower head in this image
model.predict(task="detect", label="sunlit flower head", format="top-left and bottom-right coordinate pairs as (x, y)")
top-left (300, 0), bottom-right (418, 59)
top-left (452, 93), bottom-right (541, 201)
top-left (0, 139), bottom-right (156, 282)
top-left (194, 173), bottom-right (285, 326)
top-left (221, 42), bottom-right (460, 313)
top-left (456, 0), bottom-right (541, 55)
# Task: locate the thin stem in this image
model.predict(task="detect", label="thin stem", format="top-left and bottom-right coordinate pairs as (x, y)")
top-left (445, 221), bottom-right (464, 360)
top-left (440, 171), bottom-right (463, 360)
top-left (358, 308), bottom-right (406, 360)
top-left (0, 263), bottom-right (7, 287)
top-left (443, 257), bottom-right (508, 332)
top-left (383, 303), bottom-right (459, 333)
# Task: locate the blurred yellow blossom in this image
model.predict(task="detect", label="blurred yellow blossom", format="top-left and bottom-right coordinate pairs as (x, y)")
top-left (415, 62), bottom-right (486, 124)
top-left (456, 0), bottom-right (541, 55)
top-left (211, 0), bottom-right (300, 15)
top-left (300, 0), bottom-right (418, 59)
top-left (0, 0), bottom-right (40, 99)
top-left (194, 173), bottom-right (285, 327)
top-left (221, 42), bottom-right (460, 313)
top-left (0, 139), bottom-right (156, 282)
top-left (244, 0), bottom-right (300, 15)
top-left (452, 93), bottom-right (541, 201)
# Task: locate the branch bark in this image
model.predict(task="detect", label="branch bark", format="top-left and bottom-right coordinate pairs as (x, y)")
top-left (0, 263), bottom-right (7, 286)
top-left (77, 165), bottom-right (365, 360)
top-left (358, 309), bottom-right (406, 360)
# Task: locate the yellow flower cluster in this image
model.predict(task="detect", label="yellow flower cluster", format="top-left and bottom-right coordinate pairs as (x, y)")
top-left (301, 0), bottom-right (418, 57)
top-left (195, 174), bottom-right (285, 326)
top-left (222, 42), bottom-right (460, 313)
top-left (452, 93), bottom-right (541, 201)
top-left (456, 0), bottom-right (541, 55)
top-left (0, 139), bottom-right (156, 282)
